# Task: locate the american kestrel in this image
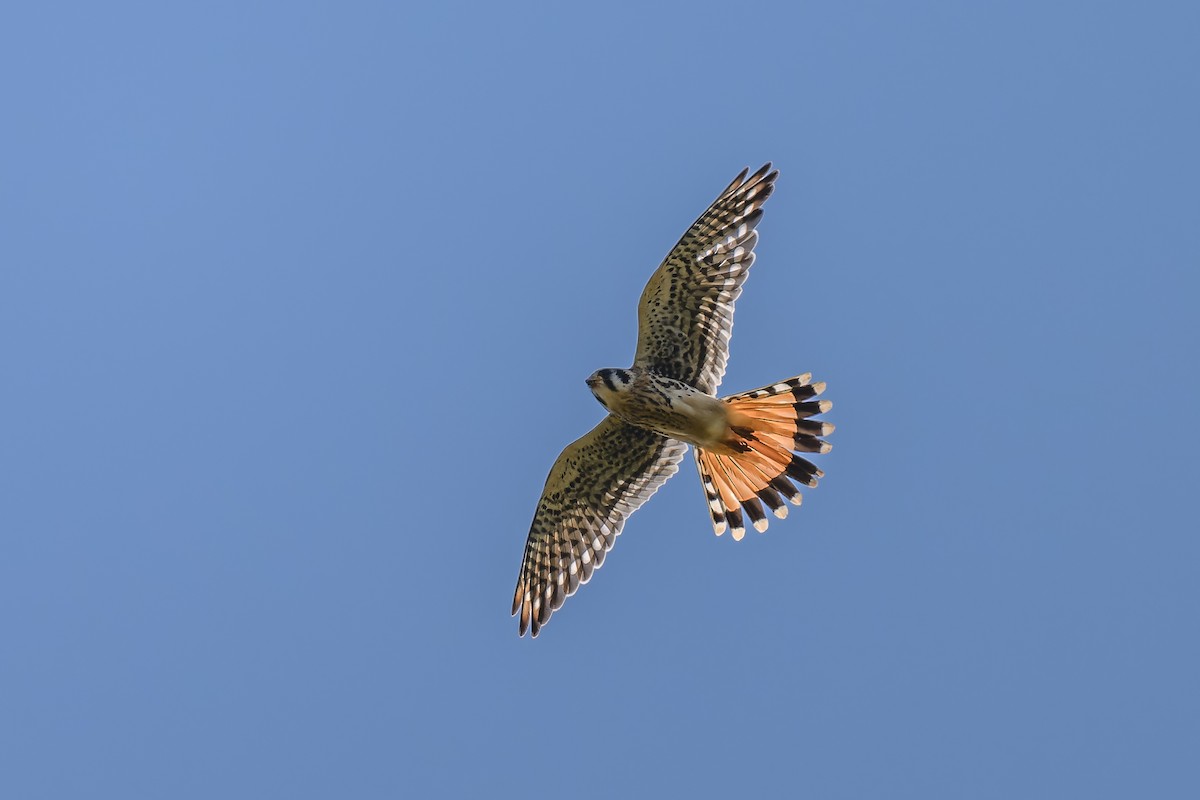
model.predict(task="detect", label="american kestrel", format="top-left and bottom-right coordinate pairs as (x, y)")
top-left (512, 164), bottom-right (834, 637)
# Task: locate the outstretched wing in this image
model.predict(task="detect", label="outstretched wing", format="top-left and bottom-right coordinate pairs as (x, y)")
top-left (633, 164), bottom-right (778, 394)
top-left (512, 415), bottom-right (688, 637)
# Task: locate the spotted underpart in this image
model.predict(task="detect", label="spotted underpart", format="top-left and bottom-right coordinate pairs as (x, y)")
top-left (587, 367), bottom-right (727, 446)
top-left (513, 164), bottom-right (833, 638)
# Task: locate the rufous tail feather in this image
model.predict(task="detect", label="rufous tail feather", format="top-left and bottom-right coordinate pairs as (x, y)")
top-left (694, 373), bottom-right (833, 541)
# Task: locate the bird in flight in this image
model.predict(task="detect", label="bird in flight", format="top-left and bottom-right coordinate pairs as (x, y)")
top-left (512, 164), bottom-right (833, 637)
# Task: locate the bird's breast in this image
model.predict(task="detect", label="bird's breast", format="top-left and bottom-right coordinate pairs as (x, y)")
top-left (608, 376), bottom-right (727, 448)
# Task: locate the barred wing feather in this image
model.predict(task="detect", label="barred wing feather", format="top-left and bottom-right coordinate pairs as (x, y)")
top-left (633, 164), bottom-right (778, 394)
top-left (512, 415), bottom-right (688, 637)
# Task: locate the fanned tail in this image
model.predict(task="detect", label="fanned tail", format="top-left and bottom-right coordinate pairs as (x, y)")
top-left (694, 373), bottom-right (834, 541)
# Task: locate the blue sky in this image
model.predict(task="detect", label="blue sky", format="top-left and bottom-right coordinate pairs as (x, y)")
top-left (2, 2), bottom-right (1198, 797)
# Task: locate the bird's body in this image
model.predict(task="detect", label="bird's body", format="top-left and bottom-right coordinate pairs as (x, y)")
top-left (512, 164), bottom-right (834, 637)
top-left (586, 367), bottom-right (727, 449)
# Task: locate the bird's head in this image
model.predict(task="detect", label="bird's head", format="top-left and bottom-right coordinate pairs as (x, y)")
top-left (586, 368), bottom-right (633, 408)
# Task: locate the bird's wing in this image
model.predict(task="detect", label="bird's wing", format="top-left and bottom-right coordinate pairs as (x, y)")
top-left (633, 164), bottom-right (778, 394)
top-left (512, 414), bottom-right (688, 637)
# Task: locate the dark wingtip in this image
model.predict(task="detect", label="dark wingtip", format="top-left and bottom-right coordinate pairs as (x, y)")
top-left (749, 162), bottom-right (777, 185)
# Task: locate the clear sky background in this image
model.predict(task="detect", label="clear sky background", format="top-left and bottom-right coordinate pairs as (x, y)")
top-left (3, 2), bottom-right (1198, 797)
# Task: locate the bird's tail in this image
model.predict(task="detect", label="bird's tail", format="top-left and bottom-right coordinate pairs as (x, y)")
top-left (694, 374), bottom-right (833, 540)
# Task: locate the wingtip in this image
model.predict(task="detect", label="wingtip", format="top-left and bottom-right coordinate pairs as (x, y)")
top-left (754, 163), bottom-right (778, 187)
